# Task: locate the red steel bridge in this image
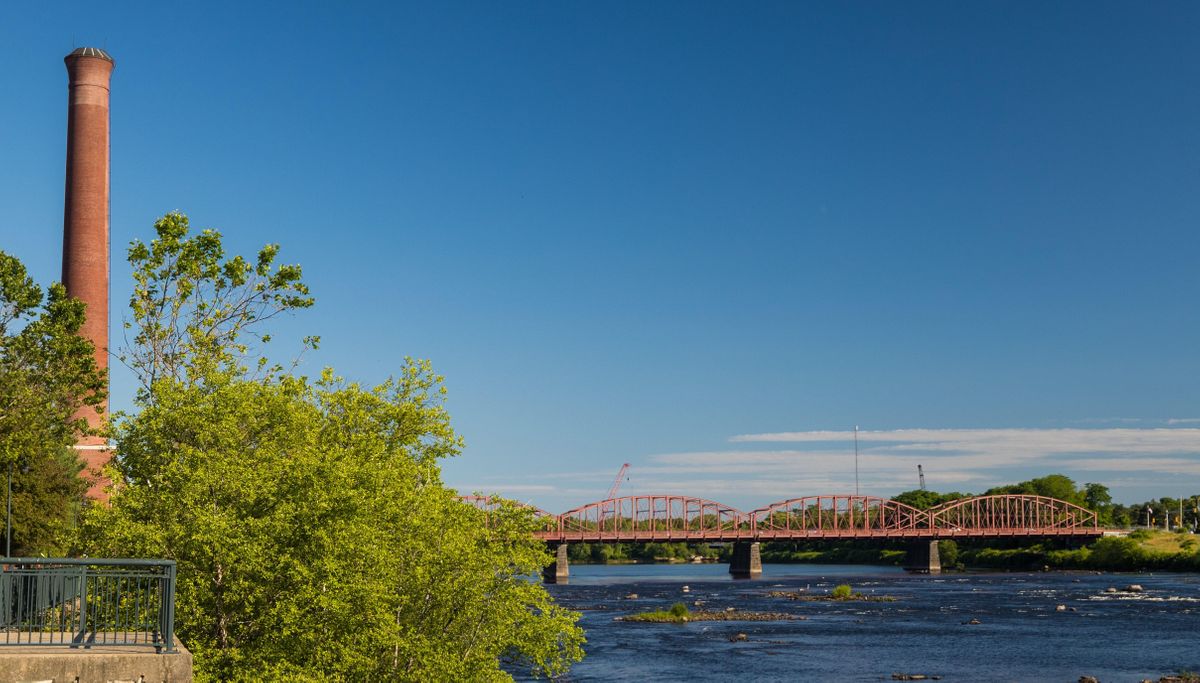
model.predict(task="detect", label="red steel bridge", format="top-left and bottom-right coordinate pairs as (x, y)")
top-left (462, 493), bottom-right (1103, 542)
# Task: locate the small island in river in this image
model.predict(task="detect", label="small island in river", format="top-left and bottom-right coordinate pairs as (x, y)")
top-left (767, 583), bottom-right (897, 602)
top-left (616, 603), bottom-right (800, 623)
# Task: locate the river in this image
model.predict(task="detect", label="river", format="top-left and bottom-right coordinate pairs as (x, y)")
top-left (526, 563), bottom-right (1200, 682)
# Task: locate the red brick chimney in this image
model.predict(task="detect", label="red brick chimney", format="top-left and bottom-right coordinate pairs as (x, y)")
top-left (62, 47), bottom-right (114, 500)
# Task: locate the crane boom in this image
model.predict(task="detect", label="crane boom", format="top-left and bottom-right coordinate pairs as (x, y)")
top-left (607, 463), bottom-right (631, 499)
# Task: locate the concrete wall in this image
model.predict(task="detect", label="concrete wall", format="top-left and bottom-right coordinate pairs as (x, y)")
top-left (0, 645), bottom-right (192, 683)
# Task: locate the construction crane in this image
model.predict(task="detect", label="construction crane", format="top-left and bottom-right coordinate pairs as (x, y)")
top-left (918, 464), bottom-right (926, 491)
top-left (607, 463), bottom-right (631, 499)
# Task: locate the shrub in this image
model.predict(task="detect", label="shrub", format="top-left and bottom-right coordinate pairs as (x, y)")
top-left (668, 602), bottom-right (690, 618)
top-left (1088, 536), bottom-right (1145, 569)
top-left (938, 540), bottom-right (959, 568)
top-left (831, 584), bottom-right (853, 600)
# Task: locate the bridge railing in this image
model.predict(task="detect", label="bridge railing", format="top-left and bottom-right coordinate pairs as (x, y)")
top-left (0, 558), bottom-right (176, 653)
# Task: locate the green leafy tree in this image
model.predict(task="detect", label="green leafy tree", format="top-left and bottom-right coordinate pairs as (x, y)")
top-left (937, 539), bottom-right (959, 569)
top-left (1109, 503), bottom-right (1134, 528)
top-left (1083, 483), bottom-right (1114, 525)
top-left (892, 489), bottom-right (965, 509)
top-left (0, 251), bottom-right (104, 555)
top-left (986, 474), bottom-right (1084, 505)
top-left (119, 212), bottom-right (316, 400)
top-left (83, 215), bottom-right (583, 680)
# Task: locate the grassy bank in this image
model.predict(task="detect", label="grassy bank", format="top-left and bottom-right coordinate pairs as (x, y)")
top-left (957, 530), bottom-right (1200, 572)
top-left (760, 531), bottom-right (1200, 572)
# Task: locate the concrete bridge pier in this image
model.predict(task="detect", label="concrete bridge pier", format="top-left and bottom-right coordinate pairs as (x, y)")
top-left (543, 543), bottom-right (569, 584)
top-left (729, 541), bottom-right (762, 579)
top-left (905, 540), bottom-right (941, 573)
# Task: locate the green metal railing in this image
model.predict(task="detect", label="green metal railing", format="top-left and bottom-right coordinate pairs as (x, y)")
top-left (0, 558), bottom-right (176, 653)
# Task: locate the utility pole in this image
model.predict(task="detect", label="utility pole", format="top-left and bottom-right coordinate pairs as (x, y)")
top-left (5, 462), bottom-right (11, 558)
top-left (853, 425), bottom-right (859, 497)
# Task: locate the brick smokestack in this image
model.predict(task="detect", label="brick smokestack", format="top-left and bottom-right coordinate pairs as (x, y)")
top-left (62, 47), bottom-right (114, 500)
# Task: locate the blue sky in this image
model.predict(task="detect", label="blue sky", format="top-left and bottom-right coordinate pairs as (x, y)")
top-left (2, 2), bottom-right (1198, 512)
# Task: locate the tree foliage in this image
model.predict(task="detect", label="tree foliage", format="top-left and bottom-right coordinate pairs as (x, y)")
top-left (84, 215), bottom-right (583, 680)
top-left (120, 212), bottom-right (316, 399)
top-left (891, 489), bottom-right (966, 510)
top-left (0, 251), bottom-right (103, 555)
top-left (985, 474), bottom-right (1084, 505)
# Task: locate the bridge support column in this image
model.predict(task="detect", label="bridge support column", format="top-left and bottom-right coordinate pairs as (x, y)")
top-left (905, 540), bottom-right (941, 573)
top-left (729, 541), bottom-right (762, 579)
top-left (543, 543), bottom-right (569, 584)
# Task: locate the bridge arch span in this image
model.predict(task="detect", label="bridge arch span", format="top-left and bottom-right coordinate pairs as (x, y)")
top-left (750, 495), bottom-right (928, 537)
top-left (459, 494), bottom-right (558, 532)
top-left (927, 494), bottom-right (1097, 534)
top-left (558, 495), bottom-right (748, 542)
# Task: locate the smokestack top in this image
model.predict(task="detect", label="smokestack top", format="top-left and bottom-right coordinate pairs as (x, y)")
top-left (66, 46), bottom-right (114, 64)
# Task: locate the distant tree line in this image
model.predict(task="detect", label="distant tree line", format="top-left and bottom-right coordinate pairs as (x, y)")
top-left (568, 541), bottom-right (722, 563)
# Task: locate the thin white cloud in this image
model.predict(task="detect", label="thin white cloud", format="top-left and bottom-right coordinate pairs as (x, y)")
top-left (1057, 458), bottom-right (1200, 476)
top-left (453, 427), bottom-right (1200, 512)
top-left (730, 428), bottom-right (1200, 456)
top-left (455, 484), bottom-right (558, 494)
top-left (654, 427), bottom-right (1200, 499)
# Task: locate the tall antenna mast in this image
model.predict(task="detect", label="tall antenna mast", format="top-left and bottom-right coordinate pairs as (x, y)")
top-left (918, 464), bottom-right (926, 491)
top-left (853, 425), bottom-right (859, 496)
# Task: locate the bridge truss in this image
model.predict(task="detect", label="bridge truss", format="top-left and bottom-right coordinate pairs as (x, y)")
top-left (461, 493), bottom-right (1101, 543)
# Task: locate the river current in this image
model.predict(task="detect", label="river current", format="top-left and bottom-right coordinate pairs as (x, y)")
top-left (529, 563), bottom-right (1200, 682)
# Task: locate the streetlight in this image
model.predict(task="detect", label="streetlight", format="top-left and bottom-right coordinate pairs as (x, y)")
top-left (6, 461), bottom-right (13, 558)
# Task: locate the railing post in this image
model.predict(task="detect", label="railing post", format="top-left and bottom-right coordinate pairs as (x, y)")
top-left (72, 565), bottom-right (89, 648)
top-left (158, 561), bottom-right (177, 653)
top-left (0, 564), bottom-right (9, 630)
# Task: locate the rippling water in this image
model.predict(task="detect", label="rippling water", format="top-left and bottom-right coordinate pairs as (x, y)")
top-left (528, 563), bottom-right (1200, 682)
